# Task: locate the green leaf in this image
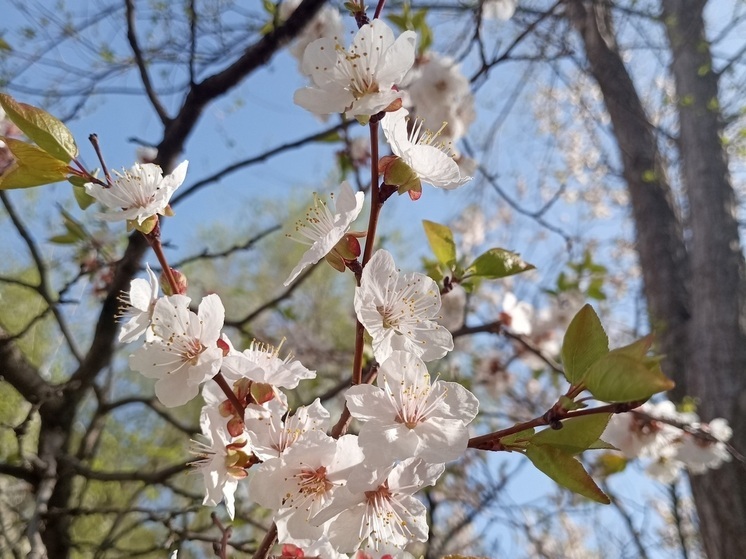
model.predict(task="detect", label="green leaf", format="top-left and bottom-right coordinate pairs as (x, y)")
top-left (0, 93), bottom-right (78, 162)
top-left (71, 183), bottom-right (96, 210)
top-left (465, 248), bottom-right (534, 280)
top-left (0, 138), bottom-right (70, 190)
top-left (561, 304), bottom-right (608, 384)
top-left (583, 352), bottom-right (674, 403)
top-left (0, 37), bottom-right (11, 51)
top-left (499, 427), bottom-right (535, 449)
top-left (49, 233), bottom-right (80, 245)
top-left (525, 445), bottom-right (610, 504)
top-left (422, 220), bottom-right (456, 268)
top-left (59, 208), bottom-right (89, 241)
top-left (530, 413), bottom-right (612, 454)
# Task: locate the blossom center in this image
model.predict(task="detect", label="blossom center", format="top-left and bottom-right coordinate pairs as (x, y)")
top-left (296, 465), bottom-right (332, 497)
top-left (406, 117), bottom-right (454, 157)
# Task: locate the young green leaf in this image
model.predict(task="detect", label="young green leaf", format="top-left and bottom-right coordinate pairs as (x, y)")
top-left (583, 352), bottom-right (675, 403)
top-left (525, 445), bottom-right (610, 504)
top-left (530, 413), bottom-right (612, 454)
top-left (499, 427), bottom-right (536, 450)
top-left (422, 219), bottom-right (457, 268)
top-left (0, 138), bottom-right (69, 190)
top-left (561, 304), bottom-right (608, 384)
top-left (0, 94), bottom-right (78, 162)
top-left (465, 248), bottom-right (534, 279)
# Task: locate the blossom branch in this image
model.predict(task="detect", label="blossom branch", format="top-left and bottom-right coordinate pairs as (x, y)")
top-left (251, 522), bottom-right (277, 559)
top-left (468, 400), bottom-right (643, 451)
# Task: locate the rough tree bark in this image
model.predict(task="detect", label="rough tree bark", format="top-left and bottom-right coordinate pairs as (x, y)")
top-left (566, 0), bottom-right (746, 556)
top-left (660, 1), bottom-right (746, 556)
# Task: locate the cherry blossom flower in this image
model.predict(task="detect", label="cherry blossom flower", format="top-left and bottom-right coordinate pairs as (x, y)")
top-left (85, 160), bottom-right (188, 225)
top-left (346, 351), bottom-right (478, 464)
top-left (294, 19), bottom-right (416, 118)
top-left (190, 408), bottom-right (250, 519)
top-left (279, 0), bottom-right (344, 69)
top-left (380, 108), bottom-right (470, 194)
top-left (284, 181), bottom-right (365, 286)
top-left (482, 0), bottom-right (517, 21)
top-left (438, 283), bottom-right (467, 332)
top-left (118, 264), bottom-right (159, 343)
top-left (674, 418), bottom-right (732, 474)
top-left (403, 53), bottom-right (475, 145)
top-left (244, 397), bottom-right (330, 461)
top-left (129, 293), bottom-right (224, 407)
top-left (222, 339), bottom-right (316, 390)
top-left (312, 457), bottom-right (444, 552)
top-left (250, 431), bottom-right (364, 543)
top-left (500, 292), bottom-right (533, 335)
top-left (355, 250), bottom-right (453, 363)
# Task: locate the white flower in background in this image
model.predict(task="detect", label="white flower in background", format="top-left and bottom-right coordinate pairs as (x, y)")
top-left (674, 418), bottom-right (732, 474)
top-left (118, 264), bottom-right (159, 343)
top-left (438, 283), bottom-right (467, 332)
top-left (244, 397), bottom-right (330, 461)
top-left (381, 108), bottom-right (471, 191)
top-left (85, 160), bottom-right (188, 225)
top-left (284, 181), bottom-right (365, 286)
top-left (602, 401), bottom-right (685, 461)
top-left (346, 351), bottom-right (479, 464)
top-left (129, 293), bottom-right (224, 407)
top-left (500, 292), bottom-right (533, 335)
top-left (482, 0), bottom-right (517, 21)
top-left (280, 0), bottom-right (345, 68)
top-left (294, 19), bottom-right (416, 117)
top-left (404, 54), bottom-right (475, 145)
top-left (190, 408), bottom-right (250, 519)
top-left (354, 249), bottom-right (454, 363)
top-left (313, 457), bottom-right (444, 552)
top-left (251, 431), bottom-right (364, 543)
top-left (222, 339), bottom-right (316, 389)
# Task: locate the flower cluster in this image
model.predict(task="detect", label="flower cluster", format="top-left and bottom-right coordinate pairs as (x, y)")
top-left (602, 400), bottom-right (733, 483)
top-left (116, 245), bottom-right (476, 554)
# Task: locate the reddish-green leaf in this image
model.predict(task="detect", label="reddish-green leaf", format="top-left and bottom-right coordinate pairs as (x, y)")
top-left (526, 445), bottom-right (610, 504)
top-left (561, 304), bottom-right (608, 384)
top-left (0, 93), bottom-right (78, 162)
top-left (0, 138), bottom-right (69, 189)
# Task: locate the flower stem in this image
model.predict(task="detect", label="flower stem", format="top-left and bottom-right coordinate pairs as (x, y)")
top-left (351, 119), bottom-right (382, 386)
top-left (213, 370), bottom-right (246, 418)
top-left (88, 134), bottom-right (113, 185)
top-left (373, 0), bottom-right (386, 19)
top-left (252, 522), bottom-right (277, 559)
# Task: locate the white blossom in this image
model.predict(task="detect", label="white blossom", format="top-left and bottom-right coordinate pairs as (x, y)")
top-left (85, 160), bottom-right (188, 225)
top-left (280, 0), bottom-right (345, 68)
top-left (284, 181), bottom-right (365, 286)
top-left (482, 0), bottom-right (517, 21)
top-left (222, 339), bottom-right (316, 390)
top-left (313, 457), bottom-right (444, 552)
top-left (294, 19), bottom-right (416, 118)
top-left (251, 431), bottom-right (364, 543)
top-left (346, 351), bottom-right (478, 464)
top-left (118, 264), bottom-right (159, 343)
top-left (403, 54), bottom-right (475, 145)
top-left (354, 249), bottom-right (453, 363)
top-left (381, 108), bottom-right (470, 190)
top-left (190, 408), bottom-right (249, 519)
top-left (244, 397), bottom-right (330, 461)
top-left (129, 293), bottom-right (224, 407)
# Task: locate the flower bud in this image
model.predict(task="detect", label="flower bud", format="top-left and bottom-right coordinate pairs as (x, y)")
top-left (160, 267), bottom-right (188, 295)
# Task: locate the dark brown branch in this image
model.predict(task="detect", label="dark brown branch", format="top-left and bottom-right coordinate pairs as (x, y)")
top-left (125, 0), bottom-right (171, 124)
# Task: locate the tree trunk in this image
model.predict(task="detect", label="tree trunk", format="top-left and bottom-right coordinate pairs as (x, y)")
top-left (567, 0), bottom-right (746, 556)
top-left (564, 0), bottom-right (691, 394)
top-left (661, 1), bottom-right (746, 556)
